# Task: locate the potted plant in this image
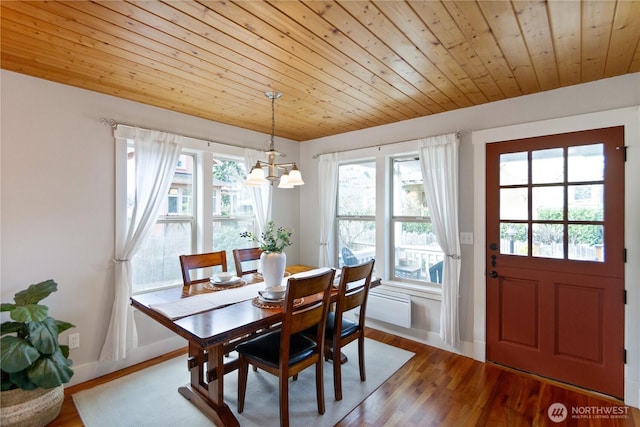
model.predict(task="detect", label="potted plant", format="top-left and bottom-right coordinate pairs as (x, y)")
top-left (241, 220), bottom-right (293, 287)
top-left (1, 279), bottom-right (75, 426)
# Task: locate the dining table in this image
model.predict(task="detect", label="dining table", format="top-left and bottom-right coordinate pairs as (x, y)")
top-left (130, 264), bottom-right (379, 427)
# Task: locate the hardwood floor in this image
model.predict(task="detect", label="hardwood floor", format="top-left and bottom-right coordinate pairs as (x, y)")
top-left (51, 329), bottom-right (639, 426)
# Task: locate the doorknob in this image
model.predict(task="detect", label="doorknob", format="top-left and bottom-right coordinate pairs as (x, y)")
top-left (490, 255), bottom-right (496, 267)
top-left (489, 270), bottom-right (499, 279)
top-left (489, 243), bottom-right (498, 251)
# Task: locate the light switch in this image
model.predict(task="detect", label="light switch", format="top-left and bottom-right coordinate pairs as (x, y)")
top-left (460, 232), bottom-right (473, 245)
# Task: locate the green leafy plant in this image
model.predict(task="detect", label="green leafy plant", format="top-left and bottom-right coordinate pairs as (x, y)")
top-left (1, 280), bottom-right (74, 391)
top-left (240, 220), bottom-right (293, 253)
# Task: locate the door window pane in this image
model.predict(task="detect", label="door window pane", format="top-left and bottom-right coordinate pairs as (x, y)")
top-left (500, 223), bottom-right (529, 256)
top-left (532, 148), bottom-right (564, 184)
top-left (532, 223), bottom-right (564, 259)
top-left (499, 152), bottom-right (528, 185)
top-left (500, 188), bottom-right (528, 220)
top-left (569, 225), bottom-right (604, 261)
top-left (568, 144), bottom-right (604, 182)
top-left (568, 185), bottom-right (603, 221)
top-left (532, 186), bottom-right (564, 220)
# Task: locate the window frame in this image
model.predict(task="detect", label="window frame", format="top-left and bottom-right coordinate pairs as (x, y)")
top-left (115, 127), bottom-right (257, 294)
top-left (332, 143), bottom-right (445, 294)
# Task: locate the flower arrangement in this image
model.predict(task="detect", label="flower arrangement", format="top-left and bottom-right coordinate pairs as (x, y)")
top-left (240, 220), bottom-right (292, 253)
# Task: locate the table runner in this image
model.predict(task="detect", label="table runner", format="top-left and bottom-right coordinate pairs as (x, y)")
top-left (149, 268), bottom-right (332, 319)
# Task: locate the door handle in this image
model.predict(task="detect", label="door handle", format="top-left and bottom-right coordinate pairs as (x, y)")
top-left (490, 255), bottom-right (496, 267)
top-left (489, 270), bottom-right (499, 279)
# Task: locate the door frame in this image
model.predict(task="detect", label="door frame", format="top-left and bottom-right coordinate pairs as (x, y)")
top-left (471, 106), bottom-right (640, 408)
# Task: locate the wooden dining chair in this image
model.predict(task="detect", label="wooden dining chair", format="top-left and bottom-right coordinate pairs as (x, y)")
top-left (309, 259), bottom-right (375, 401)
top-left (236, 269), bottom-right (336, 427)
top-left (179, 250), bottom-right (228, 286)
top-left (232, 247), bottom-right (263, 276)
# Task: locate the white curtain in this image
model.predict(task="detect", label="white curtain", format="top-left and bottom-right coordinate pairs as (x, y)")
top-left (100, 129), bottom-right (183, 361)
top-left (244, 148), bottom-right (272, 234)
top-left (419, 133), bottom-right (462, 348)
top-left (317, 153), bottom-right (339, 267)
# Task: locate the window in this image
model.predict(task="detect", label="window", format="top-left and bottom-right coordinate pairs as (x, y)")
top-left (336, 161), bottom-right (376, 267)
top-left (498, 143), bottom-right (606, 261)
top-left (211, 159), bottom-right (256, 271)
top-left (392, 157), bottom-right (444, 284)
top-left (126, 144), bottom-right (256, 293)
top-left (129, 149), bottom-right (195, 293)
top-left (335, 155), bottom-right (444, 286)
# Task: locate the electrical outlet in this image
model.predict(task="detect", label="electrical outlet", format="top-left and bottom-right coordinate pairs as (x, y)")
top-left (68, 333), bottom-right (80, 349)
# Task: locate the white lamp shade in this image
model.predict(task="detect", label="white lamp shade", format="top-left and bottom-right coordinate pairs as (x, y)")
top-left (278, 173), bottom-right (293, 188)
top-left (245, 167), bottom-right (267, 186)
top-left (287, 169), bottom-right (304, 186)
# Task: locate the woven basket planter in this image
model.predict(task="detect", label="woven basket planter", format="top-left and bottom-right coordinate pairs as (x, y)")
top-left (0, 385), bottom-right (64, 427)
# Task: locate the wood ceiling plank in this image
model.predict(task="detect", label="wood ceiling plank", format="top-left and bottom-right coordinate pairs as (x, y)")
top-left (546, 0), bottom-right (581, 87)
top-left (0, 27), bottom-right (283, 134)
top-left (123, 0), bottom-right (389, 132)
top-left (301, 0), bottom-right (447, 113)
top-left (0, 3), bottom-right (263, 118)
top-left (477, 1), bottom-right (540, 95)
top-left (605, 0), bottom-right (640, 77)
top-left (373, 0), bottom-right (489, 106)
top-left (581, 0), bottom-right (616, 82)
top-left (631, 37), bottom-right (640, 73)
top-left (274, 0), bottom-right (444, 115)
top-left (200, 2), bottom-right (424, 119)
top-left (409, 1), bottom-right (505, 103)
top-left (151, 1), bottom-right (387, 123)
top-left (443, 0), bottom-right (523, 98)
top-left (105, 1), bottom-right (365, 128)
top-left (511, 0), bottom-right (560, 91)
top-left (339, 0), bottom-right (474, 109)
top-left (69, 0), bottom-right (363, 138)
top-left (1, 0), bottom-right (638, 141)
top-left (0, 2), bottom-right (315, 139)
top-left (177, 0), bottom-right (403, 125)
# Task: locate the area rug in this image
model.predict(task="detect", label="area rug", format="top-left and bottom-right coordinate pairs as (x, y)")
top-left (73, 338), bottom-right (414, 426)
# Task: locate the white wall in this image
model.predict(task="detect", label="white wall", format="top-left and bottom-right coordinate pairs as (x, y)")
top-left (299, 73), bottom-right (640, 406)
top-left (0, 70), bottom-right (301, 384)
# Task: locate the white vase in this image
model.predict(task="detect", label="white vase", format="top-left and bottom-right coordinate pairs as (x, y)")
top-left (260, 252), bottom-right (286, 288)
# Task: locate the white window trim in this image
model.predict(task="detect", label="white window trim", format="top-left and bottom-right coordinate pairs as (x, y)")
top-left (115, 126), bottom-right (256, 293)
top-left (334, 139), bottom-right (444, 295)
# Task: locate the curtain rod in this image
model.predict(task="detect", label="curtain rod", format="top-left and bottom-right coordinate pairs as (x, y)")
top-left (311, 129), bottom-right (467, 159)
top-left (99, 117), bottom-right (254, 152)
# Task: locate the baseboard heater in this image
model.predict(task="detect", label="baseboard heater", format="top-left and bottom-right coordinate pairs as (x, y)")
top-left (365, 289), bottom-right (411, 328)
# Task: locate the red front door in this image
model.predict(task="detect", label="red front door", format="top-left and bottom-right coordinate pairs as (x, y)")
top-left (485, 126), bottom-right (625, 398)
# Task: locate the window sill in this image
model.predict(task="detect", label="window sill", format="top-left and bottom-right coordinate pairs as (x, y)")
top-left (376, 280), bottom-right (442, 301)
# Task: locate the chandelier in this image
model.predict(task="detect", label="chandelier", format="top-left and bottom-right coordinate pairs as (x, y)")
top-left (245, 91), bottom-right (304, 189)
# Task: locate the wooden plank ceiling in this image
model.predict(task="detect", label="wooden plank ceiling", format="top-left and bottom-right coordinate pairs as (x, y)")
top-left (2, 1), bottom-right (639, 141)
